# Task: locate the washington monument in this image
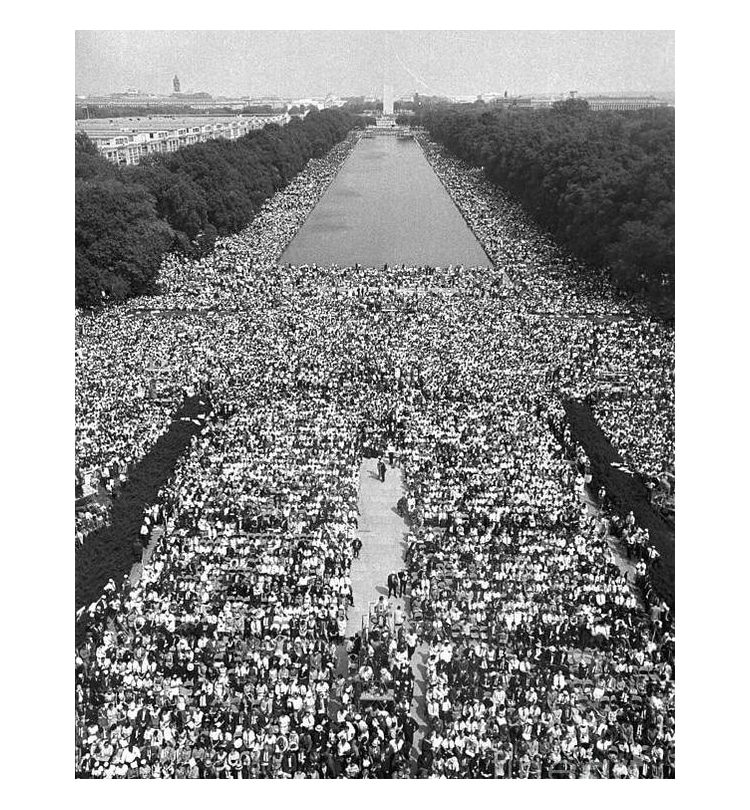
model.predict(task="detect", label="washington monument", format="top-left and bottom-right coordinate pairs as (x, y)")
top-left (383, 83), bottom-right (394, 116)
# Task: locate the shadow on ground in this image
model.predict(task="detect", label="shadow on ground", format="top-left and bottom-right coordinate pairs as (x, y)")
top-left (562, 398), bottom-right (675, 610)
top-left (75, 395), bottom-right (209, 644)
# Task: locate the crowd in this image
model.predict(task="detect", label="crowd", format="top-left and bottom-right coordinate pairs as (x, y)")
top-left (74, 134), bottom-right (360, 546)
top-left (398, 393), bottom-right (673, 778)
top-left (75, 131), bottom-right (674, 778)
top-left (417, 136), bottom-right (675, 491)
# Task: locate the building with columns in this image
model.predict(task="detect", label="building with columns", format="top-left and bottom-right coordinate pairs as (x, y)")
top-left (585, 95), bottom-right (670, 111)
top-left (76, 113), bottom-right (289, 166)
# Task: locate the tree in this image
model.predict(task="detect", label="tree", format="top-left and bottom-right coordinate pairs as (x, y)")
top-left (74, 108), bottom-right (359, 306)
top-left (75, 132), bottom-right (114, 181)
top-left (75, 179), bottom-right (174, 304)
top-left (420, 103), bottom-right (674, 314)
top-left (125, 163), bottom-right (210, 243)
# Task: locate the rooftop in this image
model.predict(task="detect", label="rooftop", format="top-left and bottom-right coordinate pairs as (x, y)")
top-left (75, 113), bottom-right (285, 136)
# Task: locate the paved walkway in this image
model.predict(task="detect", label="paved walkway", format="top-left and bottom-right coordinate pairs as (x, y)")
top-left (347, 458), bottom-right (409, 636)
top-left (347, 457), bottom-right (429, 771)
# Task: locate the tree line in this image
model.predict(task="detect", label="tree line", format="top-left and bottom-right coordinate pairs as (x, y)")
top-left (75, 104), bottom-right (310, 120)
top-left (76, 108), bottom-right (362, 308)
top-left (409, 102), bottom-right (675, 315)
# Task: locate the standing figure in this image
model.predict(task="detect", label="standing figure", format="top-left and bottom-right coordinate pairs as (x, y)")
top-left (387, 441), bottom-right (396, 467)
top-left (378, 457), bottom-right (387, 482)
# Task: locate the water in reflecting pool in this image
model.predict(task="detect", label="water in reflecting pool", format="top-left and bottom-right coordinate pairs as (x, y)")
top-left (280, 137), bottom-right (492, 268)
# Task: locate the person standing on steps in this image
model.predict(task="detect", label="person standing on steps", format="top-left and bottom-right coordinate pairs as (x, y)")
top-left (139, 514), bottom-right (151, 549)
top-left (403, 714), bottom-right (417, 760)
top-left (398, 569), bottom-right (408, 597)
top-left (378, 457), bottom-right (387, 483)
top-left (387, 571), bottom-right (399, 598)
top-left (387, 440), bottom-right (396, 467)
top-left (406, 627), bottom-right (417, 659)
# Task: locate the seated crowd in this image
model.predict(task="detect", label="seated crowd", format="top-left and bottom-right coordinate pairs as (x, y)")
top-left (74, 134), bottom-right (359, 546)
top-left (75, 132), bottom-right (674, 778)
top-left (419, 136), bottom-right (675, 499)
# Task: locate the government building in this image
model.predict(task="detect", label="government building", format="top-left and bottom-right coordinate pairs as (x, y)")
top-left (76, 113), bottom-right (289, 166)
top-left (585, 95), bottom-right (670, 112)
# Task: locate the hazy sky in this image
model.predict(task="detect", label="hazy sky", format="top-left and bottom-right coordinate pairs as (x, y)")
top-left (75, 30), bottom-right (674, 98)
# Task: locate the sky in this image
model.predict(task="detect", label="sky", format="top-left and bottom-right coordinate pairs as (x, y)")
top-left (75, 30), bottom-right (675, 99)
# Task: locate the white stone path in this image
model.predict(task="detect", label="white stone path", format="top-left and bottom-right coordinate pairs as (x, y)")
top-left (347, 457), bottom-right (428, 770)
top-left (347, 458), bottom-right (409, 636)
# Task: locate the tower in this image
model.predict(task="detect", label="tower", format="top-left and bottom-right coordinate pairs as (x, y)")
top-left (383, 83), bottom-right (394, 116)
top-left (382, 31), bottom-right (394, 116)
top-left (173, 75), bottom-right (181, 94)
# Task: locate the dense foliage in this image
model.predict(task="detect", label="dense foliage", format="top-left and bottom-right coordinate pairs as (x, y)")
top-left (76, 104), bottom-right (208, 119)
top-left (75, 109), bottom-right (360, 307)
top-left (76, 104), bottom-right (311, 120)
top-left (413, 104), bottom-right (674, 312)
top-left (341, 99), bottom-right (382, 115)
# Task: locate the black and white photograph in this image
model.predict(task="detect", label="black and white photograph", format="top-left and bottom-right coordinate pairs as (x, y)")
top-left (68, 24), bottom-right (682, 783)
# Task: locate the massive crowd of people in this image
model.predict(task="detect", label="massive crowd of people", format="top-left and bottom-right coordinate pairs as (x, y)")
top-left (74, 134), bottom-right (360, 546)
top-left (75, 130), bottom-right (674, 778)
top-left (417, 136), bottom-right (675, 491)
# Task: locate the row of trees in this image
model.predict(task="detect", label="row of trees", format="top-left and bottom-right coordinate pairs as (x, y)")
top-left (76, 108), bottom-right (361, 308)
top-left (410, 103), bottom-right (675, 314)
top-left (75, 104), bottom-right (295, 120)
top-left (76, 104), bottom-right (202, 120)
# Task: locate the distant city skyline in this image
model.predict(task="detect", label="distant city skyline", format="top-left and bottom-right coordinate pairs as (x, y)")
top-left (75, 30), bottom-right (675, 99)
